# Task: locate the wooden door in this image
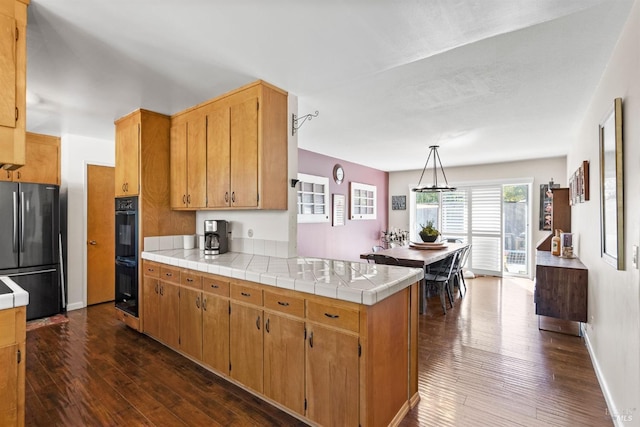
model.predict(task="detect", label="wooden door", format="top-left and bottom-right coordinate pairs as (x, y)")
top-left (87, 164), bottom-right (115, 305)
top-left (206, 105), bottom-right (231, 208)
top-left (142, 275), bottom-right (160, 338)
top-left (306, 324), bottom-right (359, 426)
top-left (159, 282), bottom-right (180, 348)
top-left (202, 292), bottom-right (229, 374)
top-left (169, 119), bottom-right (187, 208)
top-left (264, 313), bottom-right (305, 414)
top-left (115, 114), bottom-right (139, 196)
top-left (0, 343), bottom-right (18, 425)
top-left (230, 97), bottom-right (258, 208)
top-left (186, 112), bottom-right (207, 208)
top-left (179, 287), bottom-right (203, 359)
top-left (229, 302), bottom-right (263, 392)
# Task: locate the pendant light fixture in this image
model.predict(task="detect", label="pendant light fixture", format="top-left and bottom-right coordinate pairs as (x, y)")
top-left (411, 145), bottom-right (456, 192)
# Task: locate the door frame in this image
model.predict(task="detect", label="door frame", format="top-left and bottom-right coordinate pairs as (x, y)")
top-left (83, 161), bottom-right (115, 307)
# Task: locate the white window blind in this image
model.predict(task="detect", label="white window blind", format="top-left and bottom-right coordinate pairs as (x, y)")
top-left (441, 190), bottom-right (468, 236)
top-left (470, 186), bottom-right (502, 275)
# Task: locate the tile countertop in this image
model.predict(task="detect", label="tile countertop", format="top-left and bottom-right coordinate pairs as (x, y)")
top-left (142, 249), bottom-right (424, 306)
top-left (0, 276), bottom-right (29, 310)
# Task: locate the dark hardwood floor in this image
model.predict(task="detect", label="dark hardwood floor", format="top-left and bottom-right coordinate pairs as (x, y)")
top-left (25, 276), bottom-right (610, 426)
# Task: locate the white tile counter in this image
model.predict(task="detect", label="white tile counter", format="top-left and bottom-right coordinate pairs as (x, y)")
top-left (141, 249), bottom-right (424, 305)
top-left (0, 276), bottom-right (29, 310)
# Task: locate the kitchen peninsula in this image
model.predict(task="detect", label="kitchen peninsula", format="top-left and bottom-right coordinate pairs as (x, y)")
top-left (141, 248), bottom-right (423, 427)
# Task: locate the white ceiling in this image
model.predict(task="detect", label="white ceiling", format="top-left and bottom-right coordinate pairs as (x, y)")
top-left (25, 0), bottom-right (633, 172)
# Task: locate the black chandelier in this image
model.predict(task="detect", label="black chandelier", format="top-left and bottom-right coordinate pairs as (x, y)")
top-left (411, 145), bottom-right (456, 193)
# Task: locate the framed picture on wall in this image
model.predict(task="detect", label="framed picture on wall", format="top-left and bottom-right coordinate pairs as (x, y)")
top-left (391, 195), bottom-right (406, 210)
top-left (333, 194), bottom-right (346, 226)
top-left (539, 183), bottom-right (559, 230)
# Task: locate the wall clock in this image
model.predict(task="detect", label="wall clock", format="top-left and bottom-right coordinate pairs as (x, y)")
top-left (333, 164), bottom-right (344, 184)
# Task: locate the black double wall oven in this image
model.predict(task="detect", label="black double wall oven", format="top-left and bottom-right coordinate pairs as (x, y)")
top-left (115, 197), bottom-right (138, 316)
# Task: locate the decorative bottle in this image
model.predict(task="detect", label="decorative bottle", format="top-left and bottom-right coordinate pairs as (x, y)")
top-left (551, 229), bottom-right (562, 256)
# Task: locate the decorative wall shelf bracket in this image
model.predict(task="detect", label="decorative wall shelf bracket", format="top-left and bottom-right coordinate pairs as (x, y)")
top-left (292, 111), bottom-right (319, 136)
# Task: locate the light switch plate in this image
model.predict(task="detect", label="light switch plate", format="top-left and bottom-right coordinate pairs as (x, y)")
top-left (633, 245), bottom-right (638, 269)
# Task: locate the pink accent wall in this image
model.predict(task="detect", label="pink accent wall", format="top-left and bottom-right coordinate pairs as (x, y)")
top-left (298, 149), bottom-right (388, 262)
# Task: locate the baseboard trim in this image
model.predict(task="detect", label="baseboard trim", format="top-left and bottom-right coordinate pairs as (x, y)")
top-left (66, 302), bottom-right (85, 311)
top-left (583, 329), bottom-right (620, 426)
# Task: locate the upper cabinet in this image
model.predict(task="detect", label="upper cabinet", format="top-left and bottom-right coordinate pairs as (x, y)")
top-left (170, 80), bottom-right (288, 210)
top-left (0, 0), bottom-right (28, 170)
top-left (0, 132), bottom-right (60, 185)
top-left (170, 110), bottom-right (207, 209)
top-left (114, 112), bottom-right (140, 197)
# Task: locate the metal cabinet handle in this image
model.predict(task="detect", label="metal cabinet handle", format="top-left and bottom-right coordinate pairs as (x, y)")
top-left (88, 240), bottom-right (97, 245)
top-left (241, 292), bottom-right (251, 297)
top-left (277, 301), bottom-right (289, 307)
top-left (202, 297), bottom-right (207, 311)
top-left (155, 283), bottom-right (159, 294)
top-left (224, 192), bottom-right (229, 203)
top-left (256, 315), bottom-right (261, 330)
top-left (324, 313), bottom-right (340, 319)
top-left (165, 272), bottom-right (172, 277)
top-left (183, 195), bottom-right (186, 204)
top-left (16, 171), bottom-right (21, 179)
top-left (196, 296), bottom-right (200, 309)
top-left (186, 278), bottom-right (194, 282)
top-left (210, 284), bottom-right (219, 289)
top-left (187, 194), bottom-right (191, 204)
top-left (148, 268), bottom-right (154, 272)
top-left (160, 284), bottom-right (164, 296)
top-left (231, 192), bottom-right (235, 203)
top-left (309, 331), bottom-right (313, 348)
top-left (265, 318), bottom-right (270, 333)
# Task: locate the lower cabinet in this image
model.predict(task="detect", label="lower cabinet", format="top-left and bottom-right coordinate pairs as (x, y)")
top-left (140, 260), bottom-right (417, 427)
top-left (229, 302), bottom-right (263, 393)
top-left (264, 312), bottom-right (305, 414)
top-left (0, 306), bottom-right (26, 426)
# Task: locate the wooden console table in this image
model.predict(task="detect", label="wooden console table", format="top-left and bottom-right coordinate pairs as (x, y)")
top-left (535, 250), bottom-right (588, 324)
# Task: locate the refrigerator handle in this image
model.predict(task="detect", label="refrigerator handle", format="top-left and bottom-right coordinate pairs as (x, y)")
top-left (20, 192), bottom-right (25, 252)
top-left (13, 191), bottom-right (18, 253)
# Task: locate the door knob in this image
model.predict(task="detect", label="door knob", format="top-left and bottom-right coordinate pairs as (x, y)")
top-left (88, 240), bottom-right (97, 245)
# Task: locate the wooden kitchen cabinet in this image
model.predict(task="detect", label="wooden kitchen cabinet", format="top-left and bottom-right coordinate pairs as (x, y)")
top-left (535, 251), bottom-right (588, 322)
top-left (202, 275), bottom-right (230, 374)
top-left (263, 311), bottom-right (305, 414)
top-left (179, 271), bottom-right (203, 360)
top-left (170, 110), bottom-right (206, 209)
top-left (170, 80), bottom-right (288, 210)
top-left (142, 262), bottom-right (161, 339)
top-left (229, 282), bottom-right (264, 393)
top-left (0, 306), bottom-right (26, 427)
top-left (0, 0), bottom-right (28, 171)
top-left (158, 267), bottom-right (181, 348)
top-left (305, 305), bottom-right (360, 426)
top-left (0, 132), bottom-right (60, 184)
top-left (114, 112), bottom-right (140, 196)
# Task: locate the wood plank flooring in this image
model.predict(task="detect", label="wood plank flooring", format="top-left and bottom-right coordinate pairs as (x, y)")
top-left (25, 276), bottom-right (611, 426)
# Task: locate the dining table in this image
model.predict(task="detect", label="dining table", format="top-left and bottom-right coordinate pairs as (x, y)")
top-left (359, 242), bottom-right (469, 269)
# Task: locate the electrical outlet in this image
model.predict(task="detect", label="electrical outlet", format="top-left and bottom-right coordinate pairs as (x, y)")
top-left (633, 245), bottom-right (638, 269)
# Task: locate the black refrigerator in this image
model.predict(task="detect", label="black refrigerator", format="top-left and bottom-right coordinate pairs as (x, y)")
top-left (0, 182), bottom-right (61, 320)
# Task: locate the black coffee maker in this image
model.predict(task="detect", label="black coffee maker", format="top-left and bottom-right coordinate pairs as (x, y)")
top-left (204, 220), bottom-right (228, 255)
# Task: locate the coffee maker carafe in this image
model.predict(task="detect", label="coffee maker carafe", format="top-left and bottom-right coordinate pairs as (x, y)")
top-left (204, 220), bottom-right (228, 255)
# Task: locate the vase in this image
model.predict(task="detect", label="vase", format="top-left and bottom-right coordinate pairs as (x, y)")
top-left (419, 232), bottom-right (438, 242)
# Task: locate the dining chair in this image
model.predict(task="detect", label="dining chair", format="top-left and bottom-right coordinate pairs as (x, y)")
top-left (423, 251), bottom-right (458, 314)
top-left (452, 245), bottom-right (471, 298)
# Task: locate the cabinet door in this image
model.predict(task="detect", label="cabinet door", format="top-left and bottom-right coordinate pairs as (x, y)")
top-left (170, 120), bottom-right (188, 208)
top-left (0, 11), bottom-right (16, 130)
top-left (14, 134), bottom-right (60, 185)
top-left (202, 293), bottom-right (229, 374)
top-left (142, 276), bottom-right (160, 339)
top-left (306, 324), bottom-right (359, 426)
top-left (230, 97), bottom-right (258, 208)
top-left (229, 302), bottom-right (263, 392)
top-left (0, 343), bottom-right (18, 426)
top-left (206, 105), bottom-right (231, 208)
top-left (186, 112), bottom-right (207, 208)
top-left (115, 116), bottom-right (139, 196)
top-left (159, 282), bottom-right (180, 348)
top-left (264, 313), bottom-right (305, 414)
top-left (179, 287), bottom-right (203, 359)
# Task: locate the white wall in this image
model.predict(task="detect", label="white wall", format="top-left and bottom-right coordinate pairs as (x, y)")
top-left (389, 156), bottom-right (566, 250)
top-left (568, 0), bottom-right (640, 423)
top-left (61, 134), bottom-right (114, 311)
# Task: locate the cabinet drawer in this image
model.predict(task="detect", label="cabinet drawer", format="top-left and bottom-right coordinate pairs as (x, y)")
top-left (143, 262), bottom-right (160, 278)
top-left (230, 283), bottom-right (263, 306)
top-left (264, 291), bottom-right (304, 318)
top-left (202, 274), bottom-right (230, 297)
top-left (181, 271), bottom-right (202, 290)
top-left (307, 301), bottom-right (359, 333)
top-left (160, 266), bottom-right (181, 284)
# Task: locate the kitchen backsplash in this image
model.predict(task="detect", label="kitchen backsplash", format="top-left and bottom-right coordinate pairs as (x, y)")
top-left (143, 235), bottom-right (291, 258)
